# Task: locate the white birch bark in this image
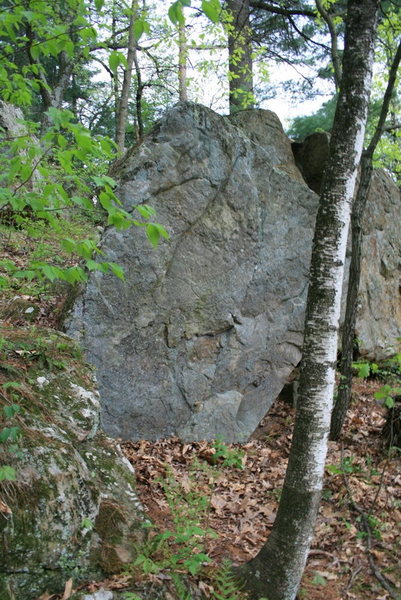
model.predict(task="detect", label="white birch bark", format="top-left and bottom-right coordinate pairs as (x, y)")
top-left (238, 1), bottom-right (380, 598)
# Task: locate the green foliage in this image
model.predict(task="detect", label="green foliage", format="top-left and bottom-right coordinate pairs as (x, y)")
top-left (352, 353), bottom-right (401, 409)
top-left (374, 385), bottom-right (401, 409)
top-left (287, 96), bottom-right (337, 139)
top-left (211, 439), bottom-right (245, 469)
top-left (130, 467), bottom-right (216, 589)
top-left (352, 360), bottom-right (379, 379)
top-left (123, 594), bottom-right (143, 600)
top-left (212, 559), bottom-right (244, 600)
top-left (311, 572), bottom-right (327, 587)
top-left (168, 1), bottom-right (190, 26)
top-left (202, 0), bottom-right (222, 24)
top-left (326, 455), bottom-right (363, 476)
top-left (0, 375), bottom-right (22, 481)
top-left (0, 1), bottom-right (169, 291)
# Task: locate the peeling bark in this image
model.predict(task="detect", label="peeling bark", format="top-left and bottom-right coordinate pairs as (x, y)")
top-left (237, 1), bottom-right (380, 599)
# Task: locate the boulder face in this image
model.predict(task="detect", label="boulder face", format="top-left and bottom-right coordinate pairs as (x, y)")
top-left (294, 132), bottom-right (401, 359)
top-left (67, 102), bottom-right (401, 442)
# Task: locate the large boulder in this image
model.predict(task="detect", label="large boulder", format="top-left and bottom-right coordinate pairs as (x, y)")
top-left (67, 102), bottom-right (401, 442)
top-left (67, 102), bottom-right (317, 442)
top-left (294, 132), bottom-right (401, 359)
top-left (0, 326), bottom-right (145, 600)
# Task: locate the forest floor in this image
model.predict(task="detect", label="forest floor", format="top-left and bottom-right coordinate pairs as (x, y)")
top-left (1, 224), bottom-right (401, 600)
top-left (85, 379), bottom-right (401, 600)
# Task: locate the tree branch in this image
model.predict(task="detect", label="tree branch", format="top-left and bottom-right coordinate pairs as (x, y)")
top-left (366, 39), bottom-right (401, 158)
top-left (249, 0), bottom-right (316, 18)
top-left (315, 0), bottom-right (342, 89)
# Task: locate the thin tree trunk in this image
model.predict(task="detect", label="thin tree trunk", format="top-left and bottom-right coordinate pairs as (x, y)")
top-left (315, 0), bottom-right (342, 90)
top-left (330, 39), bottom-right (401, 440)
top-left (133, 50), bottom-right (144, 141)
top-left (226, 0), bottom-right (254, 113)
top-left (115, 0), bottom-right (139, 152)
top-left (237, 2), bottom-right (379, 599)
top-left (26, 25), bottom-right (75, 133)
top-left (178, 24), bottom-right (188, 101)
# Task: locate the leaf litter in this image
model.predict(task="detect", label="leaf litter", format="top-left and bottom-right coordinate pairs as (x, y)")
top-left (120, 382), bottom-right (401, 600)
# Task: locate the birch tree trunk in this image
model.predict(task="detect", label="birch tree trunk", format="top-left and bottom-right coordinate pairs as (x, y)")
top-left (238, 1), bottom-right (379, 598)
top-left (330, 39), bottom-right (401, 440)
top-left (226, 0), bottom-right (254, 113)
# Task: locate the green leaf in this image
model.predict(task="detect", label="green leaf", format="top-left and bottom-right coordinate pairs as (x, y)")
top-left (384, 396), bottom-right (395, 408)
top-left (109, 262), bottom-right (125, 280)
top-left (136, 204), bottom-right (156, 218)
top-left (0, 426), bottom-right (20, 443)
top-left (0, 465), bottom-right (16, 481)
top-left (146, 223), bottom-right (161, 247)
top-left (168, 1), bottom-right (185, 25)
top-left (311, 573), bottom-right (327, 586)
top-left (2, 382), bottom-right (21, 390)
top-left (61, 238), bottom-right (76, 253)
top-left (60, 266), bottom-right (87, 283)
top-left (95, 0), bottom-right (105, 10)
top-left (107, 212), bottom-right (132, 229)
top-left (133, 20), bottom-right (145, 41)
top-left (39, 264), bottom-right (63, 282)
top-left (3, 404), bottom-right (21, 418)
top-left (75, 132), bottom-right (93, 150)
top-left (92, 175), bottom-right (116, 188)
top-left (352, 361), bottom-right (370, 378)
top-left (14, 270), bottom-right (36, 280)
top-left (109, 50), bottom-right (128, 73)
top-left (154, 223), bottom-right (169, 240)
top-left (81, 517), bottom-right (93, 530)
top-left (326, 464), bottom-right (341, 475)
top-left (201, 0), bottom-right (221, 23)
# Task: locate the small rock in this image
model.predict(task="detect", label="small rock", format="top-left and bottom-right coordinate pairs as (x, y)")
top-left (36, 376), bottom-right (50, 388)
top-left (83, 589), bottom-right (114, 600)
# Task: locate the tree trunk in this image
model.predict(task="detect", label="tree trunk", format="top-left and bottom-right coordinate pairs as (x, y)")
top-left (178, 24), bottom-right (188, 101)
top-left (26, 24), bottom-right (75, 133)
top-left (115, 0), bottom-right (140, 152)
top-left (226, 0), bottom-right (254, 113)
top-left (237, 1), bottom-right (379, 599)
top-left (330, 39), bottom-right (401, 440)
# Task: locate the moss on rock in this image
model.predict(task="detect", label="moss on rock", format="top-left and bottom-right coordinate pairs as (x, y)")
top-left (0, 325), bottom-right (145, 600)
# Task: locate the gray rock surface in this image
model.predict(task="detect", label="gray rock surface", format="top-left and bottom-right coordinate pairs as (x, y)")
top-left (67, 102), bottom-right (401, 442)
top-left (0, 329), bottom-right (145, 600)
top-left (357, 169), bottom-right (401, 359)
top-left (67, 103), bottom-right (317, 442)
top-left (294, 132), bottom-right (401, 359)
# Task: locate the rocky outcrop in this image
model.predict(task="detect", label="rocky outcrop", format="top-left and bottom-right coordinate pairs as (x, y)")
top-left (67, 103), bottom-right (317, 442)
top-left (0, 327), bottom-right (145, 600)
top-left (67, 102), bottom-right (401, 442)
top-left (294, 132), bottom-right (401, 359)
top-left (0, 101), bottom-right (27, 138)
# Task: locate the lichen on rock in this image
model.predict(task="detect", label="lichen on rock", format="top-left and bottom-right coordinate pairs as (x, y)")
top-left (0, 325), bottom-right (145, 600)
